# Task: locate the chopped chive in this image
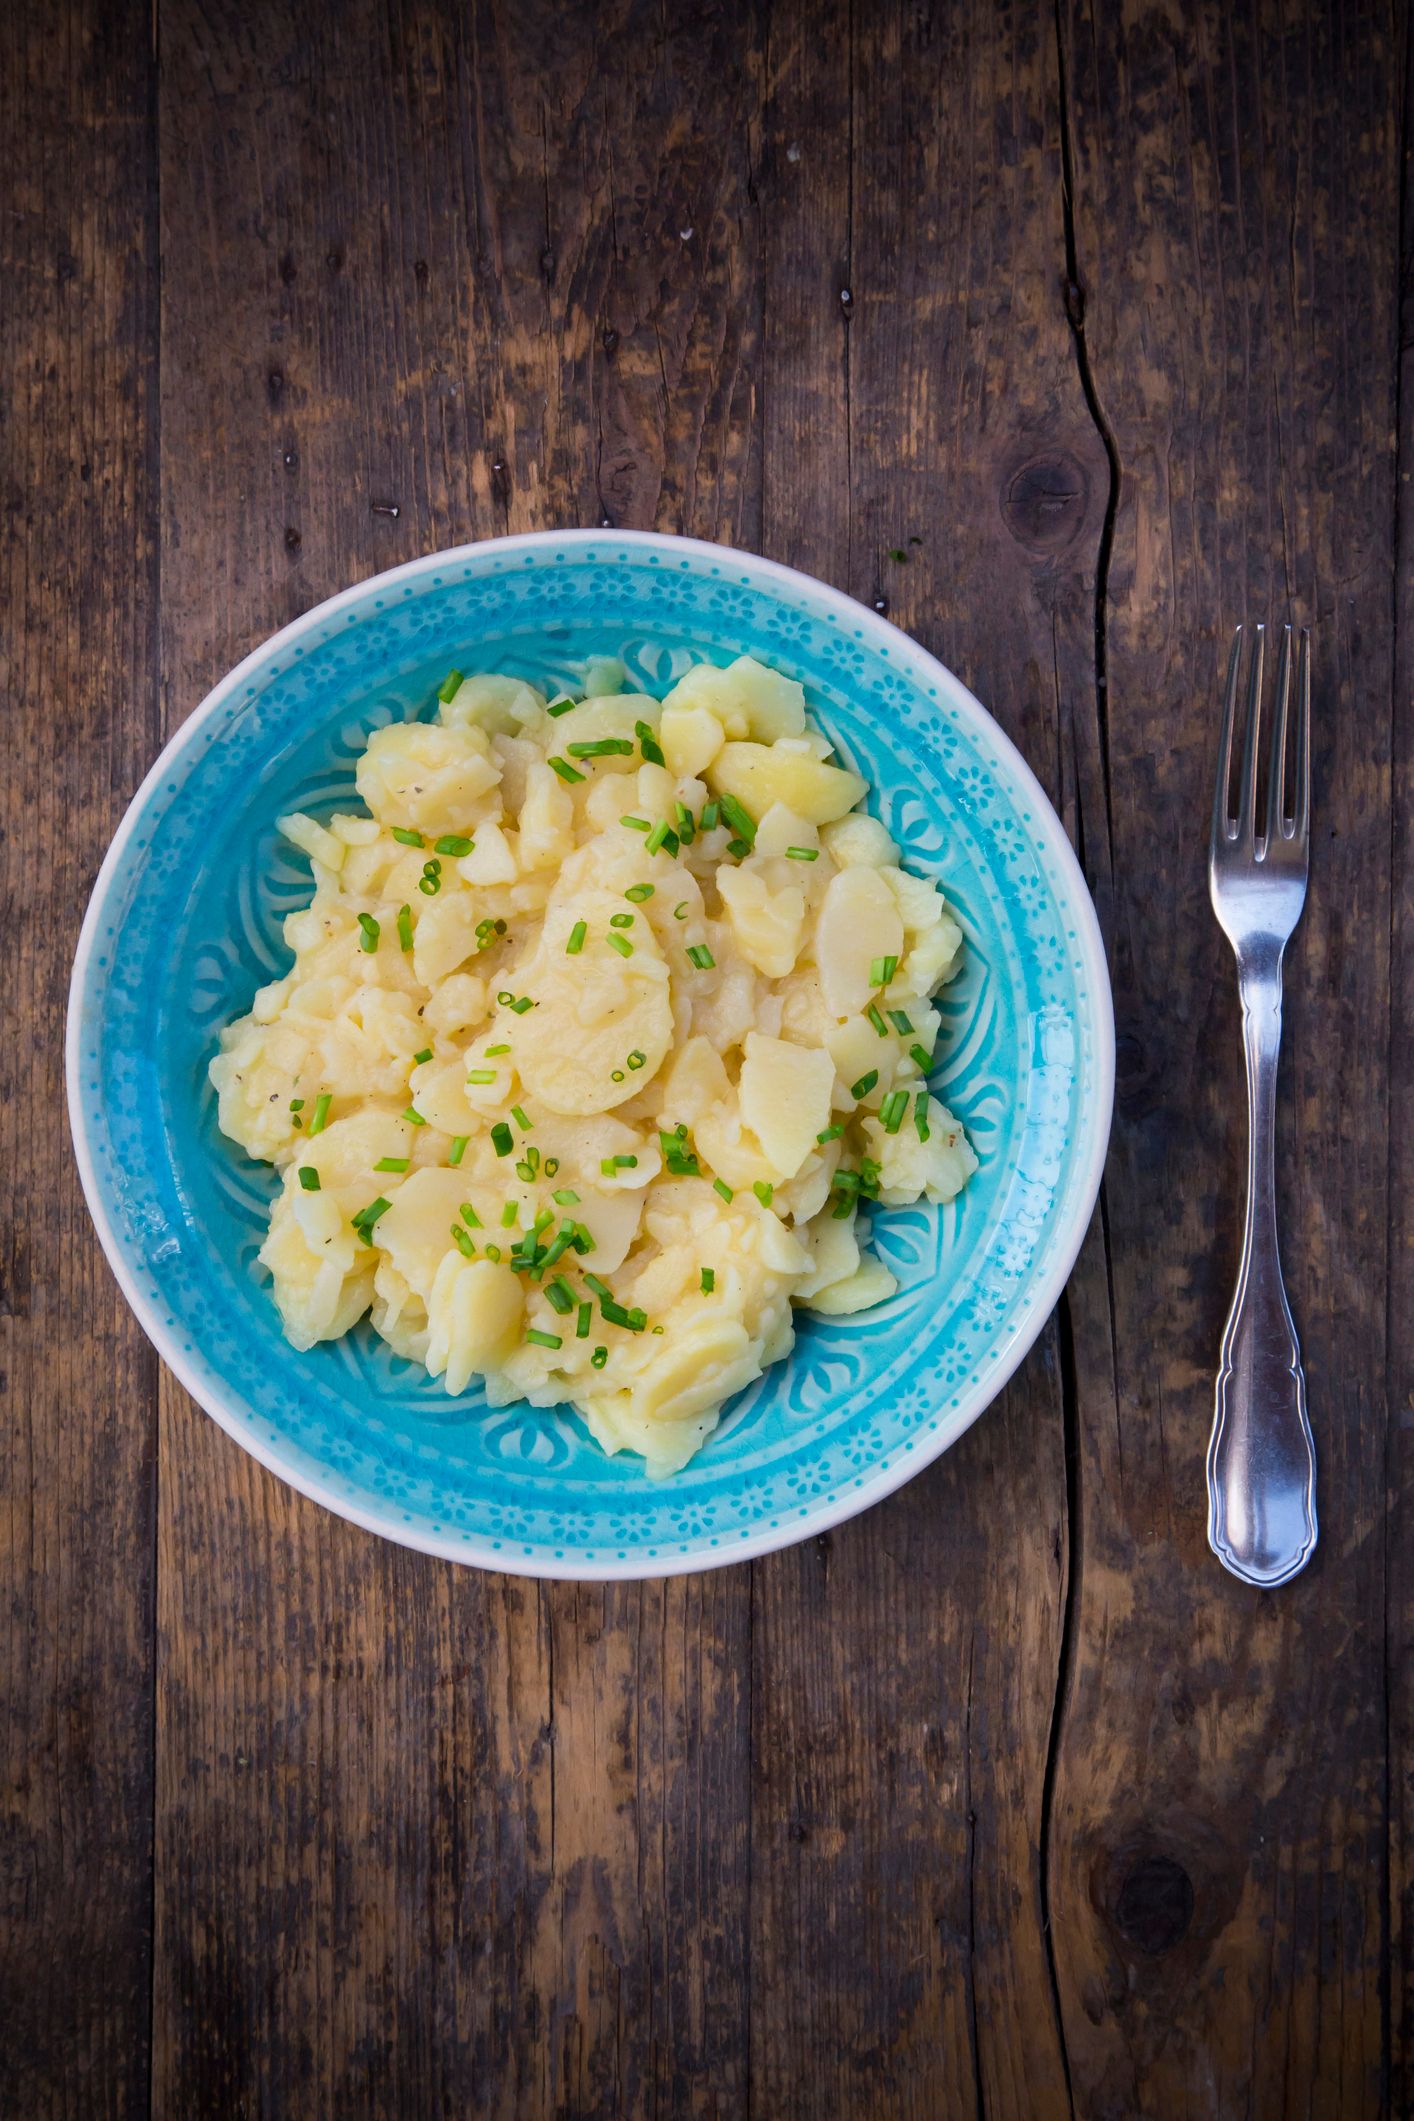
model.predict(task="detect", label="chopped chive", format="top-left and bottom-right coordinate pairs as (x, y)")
top-left (832, 1192), bottom-right (854, 1219)
top-left (352, 1196), bottom-right (392, 1241)
top-left (392, 827), bottom-right (424, 847)
top-left (548, 756), bottom-right (585, 784)
top-left (851, 1069), bottom-right (879, 1100)
top-left (437, 669), bottom-right (464, 702)
top-left (673, 801), bottom-right (695, 841)
top-left (540, 1226), bottom-right (575, 1272)
top-left (508, 996), bottom-right (534, 1014)
top-left (591, 1345), bottom-right (608, 1369)
top-left (609, 912), bottom-right (634, 929)
top-left (413, 1047), bottom-right (433, 1064)
top-left (496, 989), bottom-right (514, 1005)
top-left (584, 1273), bottom-right (613, 1300)
top-left (434, 834), bottom-right (474, 857)
top-left (881, 1090), bottom-right (908, 1134)
top-left (600, 1297), bottom-right (631, 1327)
top-left (686, 943), bottom-right (715, 970)
top-left (718, 792), bottom-right (756, 846)
top-left (477, 1242), bottom-right (498, 1262)
top-left (485, 1043), bottom-right (510, 1056)
top-left (700, 800), bottom-right (720, 830)
top-left (651, 1324), bottom-right (665, 1334)
top-left (673, 901), bottom-right (688, 920)
top-left (600, 1158), bottom-right (617, 1176)
top-left (402, 1106), bottom-right (427, 1127)
top-left (785, 845), bottom-right (819, 861)
top-left (460, 1202), bottom-right (482, 1229)
top-left (645, 819), bottom-right (672, 855)
top-left (396, 904), bottom-right (415, 951)
top-left (610, 1070), bottom-right (625, 1083)
top-left (543, 1157), bottom-right (561, 1177)
top-left (635, 720), bottom-right (666, 765)
top-left (713, 1178), bottom-right (734, 1203)
top-left (817, 1123), bottom-right (844, 1143)
top-left (526, 1328), bottom-right (563, 1350)
top-left (615, 1154), bottom-right (638, 1168)
top-left (606, 932), bottom-right (633, 958)
top-left (753, 1180), bottom-right (774, 1207)
top-left (914, 1092), bottom-right (931, 1141)
top-left (564, 920), bottom-right (588, 955)
top-left (545, 1281), bottom-right (574, 1317)
top-left (626, 1050), bottom-right (646, 1071)
top-left (357, 913), bottom-right (380, 953)
top-left (701, 1267), bottom-right (715, 1293)
top-left (865, 1002), bottom-right (890, 1037)
top-left (624, 882), bottom-right (654, 902)
top-left (621, 815), bottom-right (651, 832)
top-left (447, 1135), bottom-right (469, 1168)
top-left (499, 1200), bottom-right (519, 1228)
top-left (298, 1166), bottom-right (321, 1192)
top-left (869, 954), bottom-right (899, 988)
top-left (450, 1222), bottom-right (476, 1259)
top-left (725, 837), bottom-right (750, 858)
top-left (909, 1043), bottom-right (933, 1072)
top-left (567, 737), bottom-right (634, 758)
top-left (511, 1105), bottom-right (531, 1130)
top-left (547, 695), bottom-right (578, 716)
top-left (374, 1156), bottom-right (410, 1173)
top-left (515, 1159), bottom-right (535, 1182)
top-left (552, 1187), bottom-right (580, 1206)
top-left (418, 873), bottom-right (440, 896)
top-left (491, 1122), bottom-right (514, 1157)
top-left (576, 1301), bottom-right (592, 1339)
top-left (534, 1207), bottom-right (554, 1234)
top-left (308, 1093), bottom-right (332, 1134)
top-left (889, 1009), bottom-right (915, 1036)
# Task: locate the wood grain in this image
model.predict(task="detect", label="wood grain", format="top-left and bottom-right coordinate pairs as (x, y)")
top-left (1389, 25), bottom-right (1414, 2112)
top-left (748, 2), bottom-right (1101, 2113)
top-left (0, 4), bottom-right (159, 2113)
top-left (153, 3), bottom-right (759, 2113)
top-left (4, 0), bottom-right (1409, 2113)
top-left (1048, 1), bottom-right (1401, 2113)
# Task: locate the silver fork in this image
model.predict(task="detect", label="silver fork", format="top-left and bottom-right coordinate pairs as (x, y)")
top-left (1207, 622), bottom-right (1316, 1587)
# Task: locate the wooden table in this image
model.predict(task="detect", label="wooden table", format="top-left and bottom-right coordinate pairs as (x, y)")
top-left (4, 2), bottom-right (1407, 2114)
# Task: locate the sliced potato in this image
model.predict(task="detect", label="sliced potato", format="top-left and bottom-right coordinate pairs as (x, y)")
top-left (813, 863), bottom-right (906, 1017)
top-left (708, 741), bottom-right (866, 827)
top-left (738, 1033), bottom-right (835, 1179)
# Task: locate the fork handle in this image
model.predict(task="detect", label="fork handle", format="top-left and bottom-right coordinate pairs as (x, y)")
top-left (1207, 946), bottom-right (1317, 1586)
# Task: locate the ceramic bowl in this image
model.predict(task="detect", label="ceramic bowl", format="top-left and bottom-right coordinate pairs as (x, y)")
top-left (68, 530), bottom-right (1113, 1578)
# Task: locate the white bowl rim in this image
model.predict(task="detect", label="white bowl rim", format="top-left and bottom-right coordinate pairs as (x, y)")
top-left (67, 526), bottom-right (1114, 1581)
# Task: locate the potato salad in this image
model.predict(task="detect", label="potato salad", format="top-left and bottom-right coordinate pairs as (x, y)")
top-left (210, 652), bottom-right (978, 1473)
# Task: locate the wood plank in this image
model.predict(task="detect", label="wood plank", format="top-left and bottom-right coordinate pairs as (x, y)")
top-left (749, 2), bottom-right (1105, 2111)
top-left (1049, 1), bottom-right (1400, 2111)
top-left (0, 4), bottom-right (159, 2112)
top-left (153, 2), bottom-right (760, 2112)
top-left (1389, 27), bottom-right (1414, 2111)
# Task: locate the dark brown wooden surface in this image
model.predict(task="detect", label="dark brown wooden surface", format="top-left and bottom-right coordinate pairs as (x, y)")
top-left (1, 1), bottom-right (1407, 2115)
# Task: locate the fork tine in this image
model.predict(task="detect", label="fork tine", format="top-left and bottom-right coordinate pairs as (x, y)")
top-left (1213, 626), bottom-right (1244, 844)
top-left (1264, 624), bottom-right (1293, 844)
top-left (1293, 627), bottom-right (1311, 842)
top-left (1237, 622), bottom-right (1265, 841)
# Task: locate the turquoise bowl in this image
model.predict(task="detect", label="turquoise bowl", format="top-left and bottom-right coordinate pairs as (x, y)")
top-left (68, 531), bottom-right (1113, 1578)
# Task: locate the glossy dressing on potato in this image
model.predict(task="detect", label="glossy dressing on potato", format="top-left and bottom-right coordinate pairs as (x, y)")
top-left (210, 653), bottom-right (978, 1473)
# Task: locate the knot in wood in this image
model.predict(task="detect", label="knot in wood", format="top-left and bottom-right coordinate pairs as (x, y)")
top-left (1111, 1851), bottom-right (1195, 1955)
top-left (1000, 451), bottom-right (1089, 555)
